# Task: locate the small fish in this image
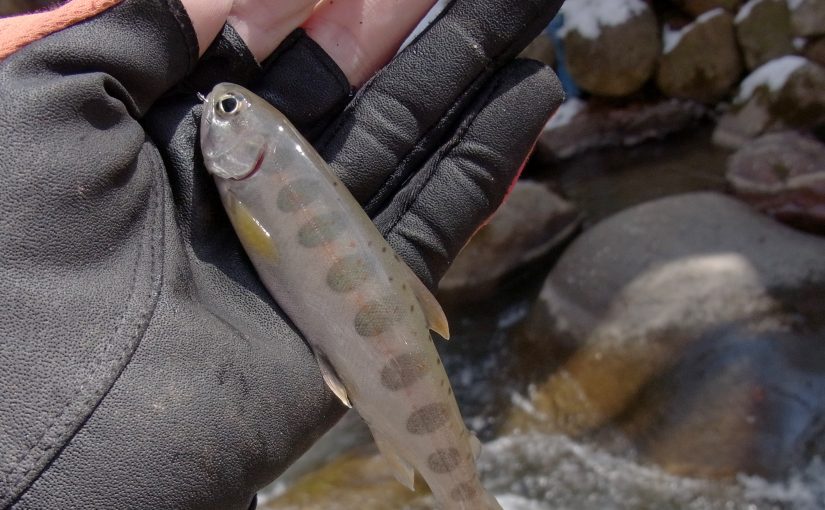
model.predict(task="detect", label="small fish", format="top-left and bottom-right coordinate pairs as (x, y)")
top-left (200, 83), bottom-right (502, 510)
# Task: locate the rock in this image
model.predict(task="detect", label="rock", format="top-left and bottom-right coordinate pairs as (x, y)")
top-left (656, 9), bottom-right (744, 102)
top-left (519, 32), bottom-right (555, 67)
top-left (726, 131), bottom-right (825, 233)
top-left (734, 0), bottom-right (795, 70)
top-left (674, 0), bottom-right (743, 16)
top-left (438, 180), bottom-right (581, 302)
top-left (537, 98), bottom-right (708, 159)
top-left (805, 36), bottom-right (825, 67)
top-left (713, 56), bottom-right (825, 147)
top-left (560, 0), bottom-right (660, 97)
top-left (789, 0), bottom-right (825, 37)
top-left (505, 192), bottom-right (825, 479)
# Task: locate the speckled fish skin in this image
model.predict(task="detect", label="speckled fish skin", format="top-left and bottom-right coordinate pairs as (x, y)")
top-left (200, 83), bottom-right (502, 510)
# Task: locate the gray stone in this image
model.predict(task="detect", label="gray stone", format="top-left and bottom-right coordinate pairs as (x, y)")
top-left (727, 131), bottom-right (825, 232)
top-left (506, 192), bottom-right (825, 479)
top-left (734, 0), bottom-right (795, 70)
top-left (561, 0), bottom-right (660, 97)
top-left (656, 9), bottom-right (744, 102)
top-left (438, 180), bottom-right (581, 302)
top-left (713, 56), bottom-right (825, 147)
top-left (789, 0), bottom-right (825, 37)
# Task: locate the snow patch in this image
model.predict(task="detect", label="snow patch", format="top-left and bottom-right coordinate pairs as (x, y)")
top-left (736, 55), bottom-right (809, 102)
top-left (663, 8), bottom-right (725, 54)
top-left (559, 0), bottom-right (648, 39)
top-left (546, 98), bottom-right (586, 129)
top-left (735, 0), bottom-right (766, 24)
top-left (794, 36), bottom-right (807, 50)
top-left (787, 0), bottom-right (806, 10)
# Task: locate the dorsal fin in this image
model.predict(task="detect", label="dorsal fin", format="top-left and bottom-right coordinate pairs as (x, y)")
top-left (403, 265), bottom-right (450, 340)
top-left (314, 352), bottom-right (352, 408)
top-left (374, 433), bottom-right (416, 491)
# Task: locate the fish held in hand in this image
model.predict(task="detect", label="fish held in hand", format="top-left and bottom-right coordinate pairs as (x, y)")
top-left (200, 83), bottom-right (502, 510)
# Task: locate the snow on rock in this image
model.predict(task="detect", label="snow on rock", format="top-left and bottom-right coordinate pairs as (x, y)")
top-left (546, 98), bottom-right (586, 129)
top-left (663, 7), bottom-right (727, 54)
top-left (736, 55), bottom-right (808, 101)
top-left (735, 0), bottom-right (766, 23)
top-left (559, 0), bottom-right (648, 39)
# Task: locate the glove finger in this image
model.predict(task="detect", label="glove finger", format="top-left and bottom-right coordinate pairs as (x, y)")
top-left (374, 59), bottom-right (564, 288)
top-left (252, 29), bottom-right (352, 141)
top-left (317, 0), bottom-right (565, 215)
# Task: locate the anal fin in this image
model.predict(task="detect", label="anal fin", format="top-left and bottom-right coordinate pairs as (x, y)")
top-left (374, 433), bottom-right (416, 491)
top-left (315, 353), bottom-right (352, 408)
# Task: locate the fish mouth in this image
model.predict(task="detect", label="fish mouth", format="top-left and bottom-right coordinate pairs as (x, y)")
top-left (232, 143), bottom-right (268, 181)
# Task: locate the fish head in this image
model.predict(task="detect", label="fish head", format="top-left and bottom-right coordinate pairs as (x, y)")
top-left (200, 83), bottom-right (271, 181)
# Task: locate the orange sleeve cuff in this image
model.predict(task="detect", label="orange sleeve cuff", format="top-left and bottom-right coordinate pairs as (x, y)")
top-left (0, 0), bottom-right (122, 60)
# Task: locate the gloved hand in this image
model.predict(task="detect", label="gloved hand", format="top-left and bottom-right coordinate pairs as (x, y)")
top-left (0, 0), bottom-right (564, 509)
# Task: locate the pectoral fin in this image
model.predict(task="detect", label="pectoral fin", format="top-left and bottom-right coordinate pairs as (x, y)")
top-left (315, 353), bottom-right (352, 408)
top-left (403, 266), bottom-right (450, 340)
top-left (374, 434), bottom-right (416, 491)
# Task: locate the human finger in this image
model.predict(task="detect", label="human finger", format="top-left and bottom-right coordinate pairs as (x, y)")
top-left (227, 0), bottom-right (319, 62)
top-left (303, 0), bottom-right (437, 87)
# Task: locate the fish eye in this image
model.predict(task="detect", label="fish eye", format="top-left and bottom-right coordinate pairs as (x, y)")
top-left (216, 93), bottom-right (242, 116)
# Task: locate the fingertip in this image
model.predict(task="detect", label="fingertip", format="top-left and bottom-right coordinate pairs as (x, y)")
top-left (180, 0), bottom-right (233, 56)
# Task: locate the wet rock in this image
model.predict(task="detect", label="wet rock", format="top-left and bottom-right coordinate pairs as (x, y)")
top-left (657, 9), bottom-right (744, 102)
top-left (438, 180), bottom-right (581, 303)
top-left (537, 98), bottom-right (708, 159)
top-left (789, 0), bottom-right (825, 37)
top-left (713, 56), bottom-right (825, 147)
top-left (560, 0), bottom-right (660, 97)
top-left (622, 329), bottom-right (825, 479)
top-left (519, 32), bottom-right (555, 67)
top-left (674, 0), bottom-right (743, 16)
top-left (505, 192), bottom-right (825, 479)
top-left (726, 131), bottom-right (825, 233)
top-left (805, 36), bottom-right (825, 67)
top-left (734, 0), bottom-right (795, 70)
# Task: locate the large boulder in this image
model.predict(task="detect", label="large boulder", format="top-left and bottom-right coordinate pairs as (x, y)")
top-left (505, 193), bottom-right (825, 479)
top-left (560, 0), bottom-right (660, 97)
top-left (734, 0), bottom-right (795, 70)
top-left (674, 0), bottom-right (743, 16)
top-left (713, 56), bottom-right (825, 147)
top-left (726, 131), bottom-right (825, 232)
top-left (789, 0), bottom-right (825, 37)
top-left (438, 180), bottom-right (580, 303)
top-left (656, 9), bottom-right (744, 102)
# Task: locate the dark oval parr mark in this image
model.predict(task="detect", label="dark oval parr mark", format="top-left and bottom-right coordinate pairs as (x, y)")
top-left (450, 481), bottom-right (478, 501)
top-left (298, 212), bottom-right (345, 248)
top-left (427, 448), bottom-right (462, 473)
top-left (327, 254), bottom-right (373, 293)
top-left (277, 178), bottom-right (323, 212)
top-left (354, 297), bottom-right (403, 337)
top-left (406, 403), bottom-right (449, 435)
top-left (380, 352), bottom-right (430, 390)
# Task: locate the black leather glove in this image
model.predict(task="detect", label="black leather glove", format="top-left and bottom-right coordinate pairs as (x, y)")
top-left (0, 0), bottom-right (563, 508)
